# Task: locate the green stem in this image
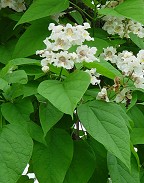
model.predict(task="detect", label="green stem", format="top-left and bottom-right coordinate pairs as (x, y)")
top-left (58, 67), bottom-right (63, 80)
top-left (92, 3), bottom-right (97, 37)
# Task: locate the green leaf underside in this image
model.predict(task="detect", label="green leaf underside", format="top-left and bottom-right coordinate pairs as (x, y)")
top-left (108, 152), bottom-right (140, 183)
top-left (0, 124), bottom-right (33, 183)
top-left (63, 141), bottom-right (96, 183)
top-left (32, 129), bottom-right (73, 183)
top-left (38, 71), bottom-right (90, 116)
top-left (77, 100), bottom-right (131, 169)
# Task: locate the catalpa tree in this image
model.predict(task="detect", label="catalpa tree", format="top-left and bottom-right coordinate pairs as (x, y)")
top-left (0, 0), bottom-right (144, 183)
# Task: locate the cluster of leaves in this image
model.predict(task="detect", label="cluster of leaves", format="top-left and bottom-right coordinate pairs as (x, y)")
top-left (0, 0), bottom-right (144, 183)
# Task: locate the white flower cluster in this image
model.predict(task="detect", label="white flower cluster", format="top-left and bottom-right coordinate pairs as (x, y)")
top-left (101, 47), bottom-right (144, 89)
top-left (101, 1), bottom-right (144, 38)
top-left (36, 23), bottom-right (98, 72)
top-left (102, 16), bottom-right (144, 38)
top-left (0, 0), bottom-right (26, 12)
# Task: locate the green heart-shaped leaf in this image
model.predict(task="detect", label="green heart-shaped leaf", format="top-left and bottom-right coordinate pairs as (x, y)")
top-left (32, 129), bottom-right (73, 183)
top-left (0, 124), bottom-right (33, 183)
top-left (77, 100), bottom-right (131, 169)
top-left (38, 71), bottom-right (90, 116)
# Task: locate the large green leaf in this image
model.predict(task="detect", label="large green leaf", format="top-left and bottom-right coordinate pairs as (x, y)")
top-left (17, 176), bottom-right (34, 183)
top-left (70, 11), bottom-right (83, 25)
top-left (0, 78), bottom-right (9, 91)
top-left (0, 58), bottom-right (40, 78)
top-left (9, 58), bottom-right (40, 66)
top-left (38, 71), bottom-right (90, 116)
top-left (22, 82), bottom-right (38, 98)
top-left (39, 101), bottom-right (63, 136)
top-left (129, 33), bottom-right (144, 49)
top-left (3, 70), bottom-right (28, 84)
top-left (98, 0), bottom-right (144, 24)
top-left (63, 140), bottom-right (95, 183)
top-left (0, 124), bottom-right (33, 183)
top-left (1, 98), bottom-right (34, 124)
top-left (54, 113), bottom-right (74, 131)
top-left (16, 0), bottom-right (69, 26)
top-left (77, 100), bottom-right (131, 169)
top-left (2, 84), bottom-right (23, 100)
top-left (13, 18), bottom-right (51, 58)
top-left (115, 0), bottom-right (144, 24)
top-left (127, 106), bottom-right (144, 128)
top-left (32, 128), bottom-right (73, 183)
top-left (0, 39), bottom-right (17, 64)
top-left (2, 81), bottom-right (38, 100)
top-left (88, 138), bottom-right (108, 183)
top-left (26, 121), bottom-right (45, 145)
top-left (84, 59), bottom-right (122, 80)
top-left (107, 152), bottom-right (140, 183)
top-left (140, 167), bottom-right (144, 183)
top-left (131, 128), bottom-right (144, 145)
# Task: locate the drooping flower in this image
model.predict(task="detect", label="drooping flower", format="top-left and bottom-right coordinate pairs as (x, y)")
top-left (85, 68), bottom-right (101, 85)
top-left (96, 88), bottom-right (110, 102)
